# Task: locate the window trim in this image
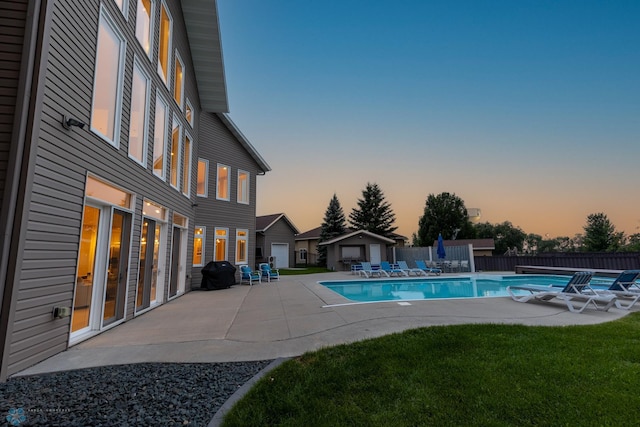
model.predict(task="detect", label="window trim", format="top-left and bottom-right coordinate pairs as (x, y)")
top-left (90, 5), bottom-right (127, 148)
top-left (197, 158), bottom-right (208, 198)
top-left (128, 57), bottom-right (151, 167)
top-left (214, 227), bottom-right (229, 261)
top-left (185, 98), bottom-right (194, 127)
top-left (237, 169), bottom-right (250, 205)
top-left (135, 0), bottom-right (155, 59)
top-left (114, 0), bottom-right (129, 19)
top-left (169, 115), bottom-right (182, 190)
top-left (181, 131), bottom-right (192, 197)
top-left (235, 229), bottom-right (249, 265)
top-left (173, 50), bottom-right (185, 110)
top-left (216, 163), bottom-right (230, 201)
top-left (193, 226), bottom-right (205, 267)
top-left (157, 0), bottom-right (173, 86)
top-left (152, 93), bottom-right (169, 180)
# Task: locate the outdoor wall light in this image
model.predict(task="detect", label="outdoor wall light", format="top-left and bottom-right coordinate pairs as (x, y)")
top-left (52, 306), bottom-right (71, 319)
top-left (62, 114), bottom-right (86, 130)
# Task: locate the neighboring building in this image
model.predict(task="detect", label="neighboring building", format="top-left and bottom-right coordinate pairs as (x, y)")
top-left (0, 0), bottom-right (268, 380)
top-left (295, 227), bottom-right (406, 266)
top-left (255, 213), bottom-right (299, 269)
top-left (191, 113), bottom-right (270, 287)
top-left (318, 230), bottom-right (396, 271)
top-left (432, 239), bottom-right (496, 257)
top-left (294, 226), bottom-right (322, 266)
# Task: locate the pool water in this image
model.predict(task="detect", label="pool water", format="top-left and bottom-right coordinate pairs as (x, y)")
top-left (319, 275), bottom-right (614, 303)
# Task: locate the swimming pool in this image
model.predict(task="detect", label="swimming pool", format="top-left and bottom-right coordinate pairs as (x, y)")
top-left (318, 275), bottom-right (614, 303)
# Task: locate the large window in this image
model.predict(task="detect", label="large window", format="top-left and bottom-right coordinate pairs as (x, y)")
top-left (153, 95), bottom-right (168, 178)
top-left (135, 0), bottom-right (154, 57)
top-left (90, 6), bottom-right (126, 147)
top-left (173, 52), bottom-right (185, 109)
top-left (157, 1), bottom-right (172, 84)
top-left (197, 159), bottom-right (208, 197)
top-left (128, 59), bottom-right (150, 165)
top-left (214, 228), bottom-right (228, 261)
top-left (169, 117), bottom-right (181, 189)
top-left (236, 229), bottom-right (248, 264)
top-left (237, 170), bottom-right (249, 204)
top-left (216, 164), bottom-right (229, 201)
top-left (181, 132), bottom-right (191, 196)
top-left (193, 226), bottom-right (205, 267)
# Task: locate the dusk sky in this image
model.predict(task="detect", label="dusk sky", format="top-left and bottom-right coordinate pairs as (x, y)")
top-left (217, 1), bottom-right (640, 240)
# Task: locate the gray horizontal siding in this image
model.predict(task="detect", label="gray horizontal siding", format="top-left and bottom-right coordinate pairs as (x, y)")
top-left (192, 112), bottom-right (261, 285)
top-left (261, 220), bottom-right (296, 267)
top-left (0, 0), bottom-right (27, 206)
top-left (7, 0), bottom-right (206, 376)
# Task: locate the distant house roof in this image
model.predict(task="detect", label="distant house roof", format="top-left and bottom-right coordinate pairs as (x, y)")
top-left (295, 226), bottom-right (322, 240)
top-left (432, 238), bottom-right (495, 250)
top-left (216, 113), bottom-right (271, 173)
top-left (295, 226), bottom-right (407, 242)
top-left (256, 213), bottom-right (299, 234)
top-left (319, 230), bottom-right (396, 246)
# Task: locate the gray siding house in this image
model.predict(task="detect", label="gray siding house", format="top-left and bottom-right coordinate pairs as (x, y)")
top-left (255, 213), bottom-right (299, 269)
top-left (192, 113), bottom-right (270, 286)
top-left (0, 0), bottom-right (268, 380)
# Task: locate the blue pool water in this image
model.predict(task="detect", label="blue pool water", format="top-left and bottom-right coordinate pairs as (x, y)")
top-left (319, 275), bottom-right (614, 303)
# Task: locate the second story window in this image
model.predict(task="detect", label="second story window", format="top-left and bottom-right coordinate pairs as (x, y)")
top-left (237, 170), bottom-right (249, 204)
top-left (158, 1), bottom-right (172, 84)
top-left (185, 99), bottom-right (193, 127)
top-left (153, 94), bottom-right (168, 178)
top-left (173, 52), bottom-right (185, 109)
top-left (90, 6), bottom-right (125, 147)
top-left (128, 59), bottom-right (150, 165)
top-left (114, 0), bottom-right (128, 17)
top-left (135, 0), bottom-right (154, 58)
top-left (169, 117), bottom-right (181, 189)
top-left (216, 164), bottom-right (229, 201)
top-left (197, 159), bottom-right (208, 197)
top-left (181, 132), bottom-right (191, 196)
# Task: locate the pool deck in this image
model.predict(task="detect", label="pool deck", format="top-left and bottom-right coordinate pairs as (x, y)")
top-left (16, 271), bottom-right (634, 377)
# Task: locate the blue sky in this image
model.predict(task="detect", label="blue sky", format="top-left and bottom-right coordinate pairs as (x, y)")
top-left (217, 0), bottom-right (640, 239)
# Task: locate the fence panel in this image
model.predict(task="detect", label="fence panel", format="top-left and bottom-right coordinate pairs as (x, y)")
top-left (474, 253), bottom-right (640, 272)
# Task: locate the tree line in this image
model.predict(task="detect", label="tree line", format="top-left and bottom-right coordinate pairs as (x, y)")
top-left (318, 184), bottom-right (639, 264)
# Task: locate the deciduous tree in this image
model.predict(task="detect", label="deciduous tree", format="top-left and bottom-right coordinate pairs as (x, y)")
top-left (416, 192), bottom-right (474, 246)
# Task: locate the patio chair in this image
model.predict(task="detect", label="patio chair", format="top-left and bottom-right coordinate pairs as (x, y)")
top-left (588, 270), bottom-right (640, 310)
top-left (449, 260), bottom-right (461, 273)
top-left (506, 271), bottom-right (617, 313)
top-left (460, 260), bottom-right (470, 272)
top-left (259, 263), bottom-right (280, 282)
top-left (239, 265), bottom-right (261, 285)
top-left (380, 261), bottom-right (408, 277)
top-left (415, 260), bottom-right (442, 276)
top-left (396, 260), bottom-right (426, 276)
top-left (358, 262), bottom-right (389, 278)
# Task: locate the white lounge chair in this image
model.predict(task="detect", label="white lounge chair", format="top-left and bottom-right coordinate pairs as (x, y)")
top-left (507, 271), bottom-right (617, 313)
top-left (589, 270), bottom-right (640, 310)
top-left (397, 260), bottom-right (426, 276)
top-left (358, 262), bottom-right (389, 278)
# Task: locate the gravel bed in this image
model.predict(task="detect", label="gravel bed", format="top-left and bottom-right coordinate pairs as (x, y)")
top-left (1, 361), bottom-right (272, 426)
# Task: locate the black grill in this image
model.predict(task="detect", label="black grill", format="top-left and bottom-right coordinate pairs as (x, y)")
top-left (200, 261), bottom-right (237, 290)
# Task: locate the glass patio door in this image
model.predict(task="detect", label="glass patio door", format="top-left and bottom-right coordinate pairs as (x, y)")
top-left (103, 209), bottom-right (131, 326)
top-left (137, 218), bottom-right (162, 311)
top-left (169, 226), bottom-right (181, 298)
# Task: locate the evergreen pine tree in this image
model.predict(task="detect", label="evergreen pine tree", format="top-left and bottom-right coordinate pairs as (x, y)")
top-left (318, 194), bottom-right (347, 266)
top-left (349, 183), bottom-right (397, 238)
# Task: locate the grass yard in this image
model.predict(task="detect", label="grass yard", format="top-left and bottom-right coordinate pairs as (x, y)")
top-left (222, 312), bottom-right (640, 426)
top-left (278, 266), bottom-right (333, 275)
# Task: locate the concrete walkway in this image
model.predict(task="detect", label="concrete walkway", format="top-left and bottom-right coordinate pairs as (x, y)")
top-left (17, 272), bottom-right (631, 376)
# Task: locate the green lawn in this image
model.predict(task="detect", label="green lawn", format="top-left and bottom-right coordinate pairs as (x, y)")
top-left (222, 312), bottom-right (640, 426)
top-left (278, 266), bottom-right (334, 275)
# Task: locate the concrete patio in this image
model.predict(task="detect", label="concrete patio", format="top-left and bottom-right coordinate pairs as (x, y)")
top-left (16, 272), bottom-right (631, 377)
